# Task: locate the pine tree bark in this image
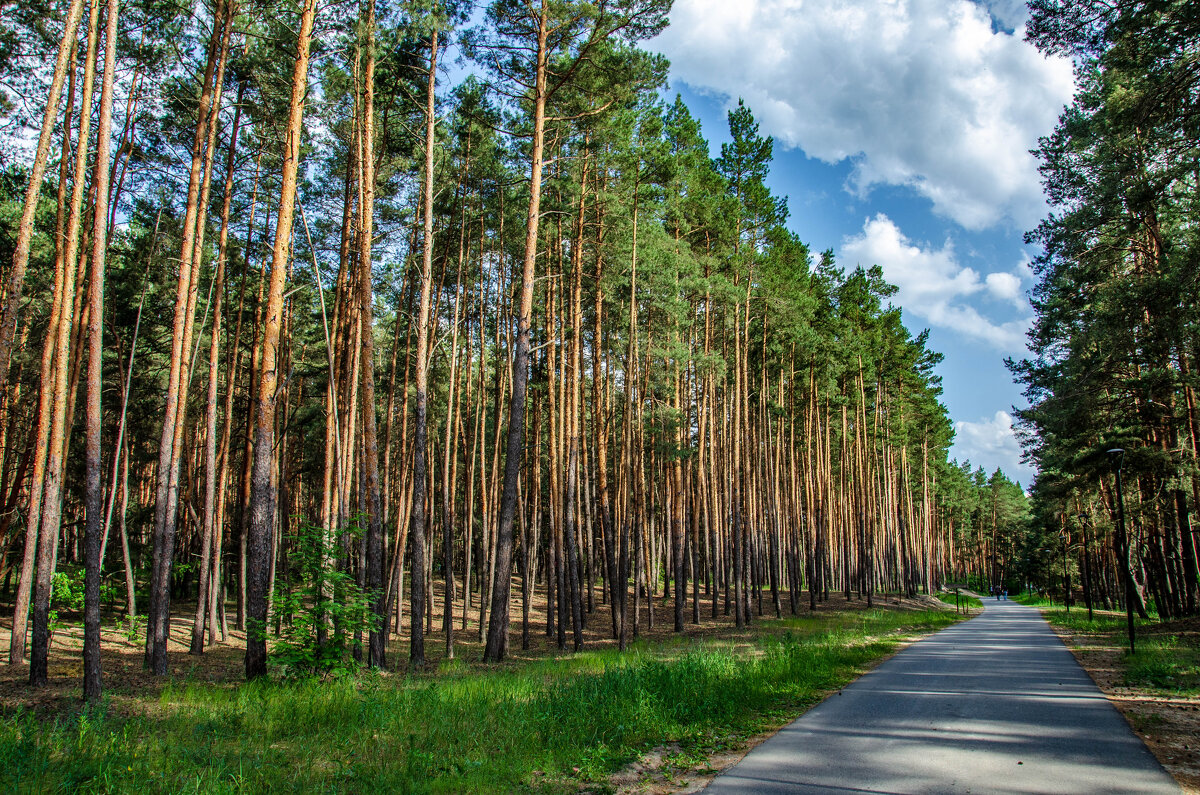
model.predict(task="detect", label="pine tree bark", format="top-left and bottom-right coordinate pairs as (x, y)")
top-left (147, 0), bottom-right (233, 674)
top-left (83, 0), bottom-right (119, 701)
top-left (483, 4), bottom-right (548, 663)
top-left (191, 87), bottom-right (243, 655)
top-left (358, 0), bottom-right (385, 668)
top-left (28, 0), bottom-right (100, 684)
top-left (407, 26), bottom-right (439, 668)
top-left (245, 0), bottom-right (317, 679)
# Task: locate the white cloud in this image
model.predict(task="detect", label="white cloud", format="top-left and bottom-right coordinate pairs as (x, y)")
top-left (975, 0), bottom-right (1030, 30)
top-left (840, 214), bottom-right (1031, 352)
top-left (985, 271), bottom-right (1022, 302)
top-left (652, 0), bottom-right (1075, 230)
top-left (954, 410), bottom-right (1030, 484)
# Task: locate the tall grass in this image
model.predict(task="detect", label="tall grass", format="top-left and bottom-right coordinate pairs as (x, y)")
top-left (0, 608), bottom-right (959, 793)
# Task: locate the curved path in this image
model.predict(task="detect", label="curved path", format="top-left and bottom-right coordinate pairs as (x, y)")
top-left (705, 598), bottom-right (1179, 794)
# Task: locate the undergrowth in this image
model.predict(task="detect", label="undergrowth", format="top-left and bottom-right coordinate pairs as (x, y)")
top-left (1037, 605), bottom-right (1199, 698)
top-left (0, 608), bottom-right (959, 793)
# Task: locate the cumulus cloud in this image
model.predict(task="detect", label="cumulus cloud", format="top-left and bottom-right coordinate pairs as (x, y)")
top-left (985, 271), bottom-right (1022, 302)
top-left (840, 214), bottom-right (1031, 352)
top-left (651, 0), bottom-right (1074, 230)
top-left (954, 410), bottom-right (1030, 484)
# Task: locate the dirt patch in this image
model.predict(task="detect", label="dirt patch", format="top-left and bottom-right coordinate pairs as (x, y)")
top-left (603, 735), bottom-right (768, 794)
top-left (1047, 613), bottom-right (1200, 794)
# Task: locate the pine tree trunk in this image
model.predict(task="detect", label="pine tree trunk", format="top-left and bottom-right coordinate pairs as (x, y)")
top-left (245, 0), bottom-right (317, 679)
top-left (0, 0), bottom-right (85, 398)
top-left (191, 88), bottom-right (243, 655)
top-left (83, 0), bottom-right (119, 700)
top-left (28, 0), bottom-right (101, 684)
top-left (147, 0), bottom-right (233, 674)
top-left (407, 27), bottom-right (439, 668)
top-left (358, 0), bottom-right (385, 668)
top-left (483, 6), bottom-right (548, 663)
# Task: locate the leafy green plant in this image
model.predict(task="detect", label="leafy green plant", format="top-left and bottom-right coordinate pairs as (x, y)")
top-left (118, 614), bottom-right (145, 642)
top-left (48, 568), bottom-right (85, 637)
top-left (269, 518), bottom-right (377, 679)
top-left (99, 580), bottom-right (123, 606)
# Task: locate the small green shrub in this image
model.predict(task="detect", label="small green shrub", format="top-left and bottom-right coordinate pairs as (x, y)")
top-left (119, 613), bottom-right (145, 641)
top-left (269, 518), bottom-right (377, 679)
top-left (48, 568), bottom-right (86, 636)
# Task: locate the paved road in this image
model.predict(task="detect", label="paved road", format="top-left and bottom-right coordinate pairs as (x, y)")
top-left (705, 598), bottom-right (1179, 794)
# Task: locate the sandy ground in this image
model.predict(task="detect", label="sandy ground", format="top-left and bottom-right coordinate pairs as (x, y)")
top-left (1047, 612), bottom-right (1200, 794)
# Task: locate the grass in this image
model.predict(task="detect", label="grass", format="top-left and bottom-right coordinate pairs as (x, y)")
top-left (1012, 592), bottom-right (1055, 607)
top-left (0, 607), bottom-right (960, 793)
top-left (933, 591), bottom-right (982, 610)
top-left (1035, 605), bottom-right (1200, 697)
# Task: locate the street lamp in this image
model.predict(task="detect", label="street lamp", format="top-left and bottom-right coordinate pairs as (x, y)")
top-left (1107, 448), bottom-right (1135, 653)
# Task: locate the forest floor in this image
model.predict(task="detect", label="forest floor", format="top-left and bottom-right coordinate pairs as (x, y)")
top-left (0, 583), bottom-right (964, 793)
top-left (0, 584), bottom-right (955, 713)
top-left (1039, 605), bottom-right (1200, 794)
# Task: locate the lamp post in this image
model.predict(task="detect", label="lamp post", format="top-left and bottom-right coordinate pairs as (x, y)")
top-left (1076, 513), bottom-right (1093, 621)
top-left (1108, 448), bottom-right (1135, 653)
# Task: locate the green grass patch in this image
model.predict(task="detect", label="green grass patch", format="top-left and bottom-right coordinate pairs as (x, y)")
top-left (1037, 606), bottom-right (1200, 697)
top-left (934, 592), bottom-right (982, 610)
top-left (0, 608), bottom-right (960, 793)
top-left (1123, 634), bottom-right (1200, 695)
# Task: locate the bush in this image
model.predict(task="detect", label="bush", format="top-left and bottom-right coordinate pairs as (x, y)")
top-left (269, 518), bottom-right (377, 679)
top-left (48, 568), bottom-right (85, 639)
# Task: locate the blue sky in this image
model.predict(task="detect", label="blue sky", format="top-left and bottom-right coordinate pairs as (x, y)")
top-left (649, 0), bottom-right (1077, 487)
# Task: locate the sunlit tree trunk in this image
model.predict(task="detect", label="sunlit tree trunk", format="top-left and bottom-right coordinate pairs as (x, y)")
top-left (0, 0), bottom-right (85, 399)
top-left (147, 0), bottom-right (233, 674)
top-left (83, 0), bottom-right (119, 701)
top-left (28, 0), bottom-right (100, 685)
top-left (245, 0), bottom-right (317, 679)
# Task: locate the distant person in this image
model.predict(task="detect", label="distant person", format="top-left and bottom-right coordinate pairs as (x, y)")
top-left (1003, 589), bottom-right (1008, 601)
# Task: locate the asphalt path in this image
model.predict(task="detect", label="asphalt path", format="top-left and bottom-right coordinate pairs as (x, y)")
top-left (705, 597), bottom-right (1180, 794)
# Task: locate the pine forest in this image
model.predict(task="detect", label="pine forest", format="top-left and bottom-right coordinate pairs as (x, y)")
top-left (0, 0), bottom-right (1195, 790)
